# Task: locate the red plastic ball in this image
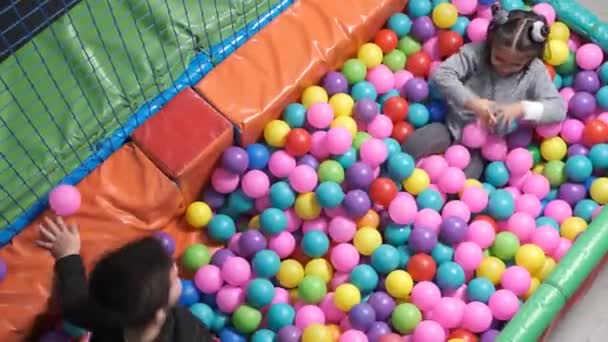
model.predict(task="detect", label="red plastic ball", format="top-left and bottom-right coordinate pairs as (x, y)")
top-left (383, 96), bottom-right (409, 122)
top-left (582, 119), bottom-right (608, 146)
top-left (406, 51), bottom-right (432, 78)
top-left (374, 29), bottom-right (399, 53)
top-left (286, 128), bottom-right (312, 156)
top-left (407, 253), bottom-right (437, 282)
top-left (391, 121), bottom-right (415, 143)
top-left (472, 215), bottom-right (498, 232)
top-left (449, 329), bottom-right (479, 342)
top-left (370, 177), bottom-right (398, 207)
top-left (545, 63), bottom-right (556, 81)
top-left (438, 30), bottom-right (464, 58)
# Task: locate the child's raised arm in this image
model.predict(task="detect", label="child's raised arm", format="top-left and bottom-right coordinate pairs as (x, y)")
top-left (522, 60), bottom-right (567, 124)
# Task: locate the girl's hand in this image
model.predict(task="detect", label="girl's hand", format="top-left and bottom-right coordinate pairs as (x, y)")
top-left (466, 98), bottom-right (497, 126)
top-left (494, 102), bottom-right (524, 128)
top-left (36, 216), bottom-right (81, 259)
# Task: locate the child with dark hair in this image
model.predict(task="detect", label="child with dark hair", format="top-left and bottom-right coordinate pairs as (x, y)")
top-left (403, 4), bottom-right (567, 179)
top-left (36, 217), bottom-right (213, 342)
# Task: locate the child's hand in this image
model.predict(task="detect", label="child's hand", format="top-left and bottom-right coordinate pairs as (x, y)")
top-left (36, 216), bottom-right (81, 259)
top-left (466, 98), bottom-right (497, 126)
top-left (494, 102), bottom-right (523, 128)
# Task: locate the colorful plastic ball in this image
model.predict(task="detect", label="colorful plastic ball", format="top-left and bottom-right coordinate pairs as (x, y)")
top-left (390, 303), bottom-right (421, 334)
top-left (391, 121), bottom-right (416, 143)
top-left (283, 103), bottom-right (307, 128)
top-left (589, 144), bottom-right (608, 169)
top-left (232, 305), bottom-right (262, 333)
top-left (460, 186), bottom-right (489, 214)
top-left (371, 244), bottom-right (400, 274)
top-left (383, 270), bottom-right (413, 299)
top-left (277, 259), bottom-right (305, 289)
top-left (467, 18), bottom-right (489, 43)
top-left (367, 65), bottom-right (395, 95)
top-left (354, 99), bottom-right (379, 124)
top-left (544, 40), bottom-right (569, 65)
top-left (367, 114), bottom-right (394, 139)
top-left (432, 3), bottom-right (458, 29)
top-left (49, 184), bottom-right (81, 216)
top-left (436, 261), bottom-right (465, 289)
top-left (343, 190), bottom-right (372, 218)
top-left (558, 182), bottom-right (587, 206)
top-left (399, 36), bottom-right (422, 57)
top-left (360, 138), bottom-right (388, 168)
top-left (515, 244), bottom-right (546, 274)
top-left (382, 96), bottom-right (408, 123)
top-left (333, 283), bottom-right (361, 311)
top-left (222, 147), bottom-right (249, 176)
top-left (576, 44), bottom-right (604, 70)
top-left (238, 230), bottom-right (267, 258)
top-left (490, 231), bottom-right (520, 261)
top-left (407, 51), bottom-right (432, 77)
top-left (349, 264), bottom-right (379, 294)
top-left (467, 220), bottom-right (495, 249)
top-left (483, 161), bottom-right (509, 188)
top-left (382, 49), bottom-right (407, 72)
top-left (244, 144), bottom-right (269, 170)
top-left (451, 16), bottom-right (470, 37)
top-left (403, 168), bottom-right (430, 195)
top-left (342, 59), bottom-right (367, 84)
top-left (412, 320), bottom-right (446, 342)
top-left (560, 216), bottom-right (588, 241)
top-left (487, 190), bottom-right (514, 220)
top-left (432, 297), bottom-right (465, 329)
top-left (440, 216), bottom-right (468, 245)
top-left (340, 330), bottom-right (368, 342)
top-left (373, 29), bottom-right (399, 53)
top-left (251, 329), bottom-right (276, 342)
top-left (409, 227), bottom-right (438, 254)
top-left (366, 322), bottom-right (392, 341)
top-left (569, 91), bottom-right (597, 119)
top-left (501, 266), bottom-right (532, 296)
top-left (522, 173), bottom-right (550, 199)
top-left (182, 243), bottom-right (211, 271)
top-left (178, 280), bottom-right (200, 306)
top-left (452, 0), bottom-right (478, 15)
top-left (276, 326), bottom-right (302, 342)
top-left (345, 303), bottom-right (376, 331)
top-left (598, 86), bottom-right (608, 109)
top-left (476, 256), bottom-right (506, 285)
top-left (467, 277), bottom-right (495, 304)
top-left (549, 21), bottom-right (570, 41)
top-left (346, 162), bottom-right (374, 190)
top-left (358, 43), bottom-right (384, 68)
top-left (406, 253), bottom-right (436, 281)
top-left (454, 242), bottom-right (483, 272)
top-left (322, 72), bottom-right (349, 96)
top-left (250, 249), bottom-right (280, 278)
top-left (407, 103), bottom-right (430, 128)
top-left (302, 86), bottom-right (329, 108)
top-left (387, 192), bottom-right (417, 225)
top-left (409, 281), bottom-right (440, 313)
top-left (575, 199), bottom-right (599, 222)
top-left (331, 243), bottom-right (360, 272)
top-left (462, 302), bottom-right (493, 333)
top-left (301, 230), bottom-right (330, 258)
top-left (416, 188), bottom-right (444, 211)
top-left (408, 0), bottom-right (432, 17)
top-left (488, 290), bottom-right (519, 321)
top-left (387, 152), bottom-right (415, 181)
top-left (544, 199), bottom-right (573, 223)
top-left (583, 119), bottom-right (608, 145)
top-left (246, 278), bottom-right (276, 308)
top-left (315, 182), bottom-right (345, 209)
top-left (438, 167), bottom-right (466, 194)
top-left (297, 275), bottom-right (327, 304)
top-left (574, 70), bottom-right (600, 93)
top-left (404, 77), bottom-right (429, 102)
top-left (267, 304), bottom-right (296, 332)
top-left (183, 201), bottom-right (211, 229)
top-left (367, 177), bottom-right (398, 208)
top-left (388, 13), bottom-right (413, 37)
top-left (565, 155), bottom-right (593, 182)
top-left (283, 129), bottom-right (312, 157)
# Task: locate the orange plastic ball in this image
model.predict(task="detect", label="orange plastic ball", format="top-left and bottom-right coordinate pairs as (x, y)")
top-left (392, 121), bottom-right (415, 143)
top-left (374, 29), bottom-right (399, 53)
top-left (449, 329), bottom-right (479, 342)
top-left (383, 96), bottom-right (409, 122)
top-left (582, 119), bottom-right (608, 146)
top-left (545, 63), bottom-right (556, 80)
top-left (356, 210), bottom-right (380, 228)
top-left (286, 128), bottom-right (312, 156)
top-left (370, 177), bottom-right (398, 207)
top-left (406, 51), bottom-right (432, 78)
top-left (438, 30), bottom-right (464, 58)
top-left (407, 253), bottom-right (437, 282)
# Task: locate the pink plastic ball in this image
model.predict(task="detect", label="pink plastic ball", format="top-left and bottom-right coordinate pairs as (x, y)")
top-left (462, 302), bottom-right (493, 333)
top-left (438, 167), bottom-right (466, 194)
top-left (467, 220), bottom-right (496, 249)
top-left (506, 148), bottom-right (533, 175)
top-left (596, 112), bottom-right (608, 125)
top-left (285, 209), bottom-right (302, 232)
top-left (325, 127), bottom-right (353, 155)
top-left (568, 34), bottom-right (583, 51)
top-left (216, 286), bottom-right (245, 313)
top-left (515, 193), bottom-right (542, 218)
top-left (268, 231), bottom-right (296, 258)
top-left (330, 272), bottom-right (350, 291)
top-left (228, 233), bottom-right (242, 253)
top-left (431, 297), bottom-right (465, 328)
top-left (211, 168), bottom-right (240, 194)
top-left (592, 206), bottom-right (604, 220)
top-left (560, 87), bottom-right (575, 103)
top-left (195, 265), bottom-right (223, 294)
top-left (328, 216), bottom-right (357, 243)
top-left (536, 122), bottom-right (562, 138)
top-left (221, 257), bottom-right (251, 286)
top-left (501, 266), bottom-right (532, 296)
top-left (296, 305), bottom-right (326, 329)
top-left (255, 195), bottom-right (271, 212)
top-left (367, 65), bottom-right (395, 94)
top-left (302, 217), bottom-right (328, 234)
top-left (522, 174), bottom-right (550, 199)
top-left (289, 165), bottom-right (318, 193)
top-left (481, 135), bottom-right (507, 161)
top-left (476, 5), bottom-right (493, 20)
top-left (310, 131), bottom-right (330, 160)
top-left (509, 171), bottom-right (531, 189)
top-left (242, 170), bottom-right (270, 198)
top-left (411, 281), bottom-right (441, 312)
top-left (454, 242), bottom-right (483, 271)
top-left (442, 200), bottom-right (471, 222)
top-left (388, 192), bottom-right (418, 224)
top-left (507, 212), bottom-right (536, 243)
top-left (49, 184), bottom-right (81, 216)
top-left (462, 122), bottom-right (488, 148)
top-left (423, 37), bottom-right (441, 61)
top-left (268, 151), bottom-right (296, 178)
top-left (330, 243), bottom-right (360, 272)
top-left (340, 330), bottom-right (368, 342)
top-left (271, 287), bottom-right (290, 305)
top-left (467, 18), bottom-right (490, 42)
top-left (576, 44), bottom-right (604, 70)
top-left (560, 119), bottom-right (584, 144)
top-left (531, 225), bottom-right (561, 255)
top-left (488, 289), bottom-right (520, 320)
top-left (307, 103), bottom-right (334, 129)
top-left (325, 206), bottom-right (347, 218)
top-left (360, 138), bottom-right (388, 168)
top-left (504, 187), bottom-right (521, 202)
top-left (551, 237), bottom-right (572, 261)
top-left (367, 115), bottom-right (394, 139)
top-left (460, 186), bottom-right (489, 214)
top-left (320, 293), bottom-right (346, 323)
top-left (445, 145), bottom-right (471, 170)
top-left (532, 3), bottom-right (556, 25)
top-left (339, 316), bottom-right (352, 332)
top-left (453, 0), bottom-right (478, 15)
top-left (544, 200), bottom-right (573, 224)
top-left (414, 208), bottom-right (443, 233)
top-left (412, 320), bottom-right (445, 342)
top-left (420, 155), bottom-right (448, 183)
top-left (394, 70), bottom-right (414, 90)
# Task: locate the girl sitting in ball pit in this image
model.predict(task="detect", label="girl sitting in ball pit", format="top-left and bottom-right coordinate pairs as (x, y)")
top-left (35, 216), bottom-right (213, 342)
top-left (403, 4), bottom-right (567, 179)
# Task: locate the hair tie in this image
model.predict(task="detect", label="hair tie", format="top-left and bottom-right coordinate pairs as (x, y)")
top-left (530, 21), bottom-right (547, 43)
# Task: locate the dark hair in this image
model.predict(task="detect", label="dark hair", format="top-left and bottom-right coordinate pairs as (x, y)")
top-left (89, 237), bottom-right (173, 327)
top-left (487, 5), bottom-right (549, 60)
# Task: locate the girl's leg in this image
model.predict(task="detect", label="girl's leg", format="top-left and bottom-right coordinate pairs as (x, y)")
top-left (401, 123), bottom-right (453, 160)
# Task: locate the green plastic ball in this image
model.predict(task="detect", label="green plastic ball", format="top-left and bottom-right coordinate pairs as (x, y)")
top-left (353, 132), bottom-right (372, 150)
top-left (342, 59), bottom-right (367, 84)
top-left (543, 160), bottom-right (567, 187)
top-left (298, 275), bottom-right (327, 303)
top-left (490, 232), bottom-right (520, 261)
top-left (318, 160), bottom-right (345, 183)
top-left (397, 36), bottom-right (421, 56)
top-left (528, 145), bottom-right (541, 166)
top-left (555, 51), bottom-right (577, 75)
top-left (391, 303), bottom-right (422, 334)
top-left (181, 244), bottom-right (211, 271)
top-left (383, 49), bottom-right (407, 71)
top-left (232, 305), bottom-right (262, 333)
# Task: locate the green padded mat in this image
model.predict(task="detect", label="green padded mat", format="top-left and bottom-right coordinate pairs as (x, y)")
top-left (0, 0), bottom-right (280, 228)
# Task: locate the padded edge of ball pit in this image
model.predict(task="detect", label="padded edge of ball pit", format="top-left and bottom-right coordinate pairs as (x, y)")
top-left (131, 87), bottom-right (234, 203)
top-left (195, 0), bottom-right (408, 146)
top-left (0, 143), bottom-right (210, 340)
top-left (498, 207), bottom-right (608, 342)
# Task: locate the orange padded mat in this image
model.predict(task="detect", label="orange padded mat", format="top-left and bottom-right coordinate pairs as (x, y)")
top-left (196, 0), bottom-right (408, 145)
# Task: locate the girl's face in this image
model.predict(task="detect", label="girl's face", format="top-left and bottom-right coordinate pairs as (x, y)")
top-left (490, 44), bottom-right (536, 77)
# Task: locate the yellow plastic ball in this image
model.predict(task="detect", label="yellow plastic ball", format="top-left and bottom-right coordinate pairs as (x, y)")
top-left (403, 168), bottom-right (430, 195)
top-left (515, 244), bottom-right (546, 274)
top-left (544, 39), bottom-right (570, 66)
top-left (305, 258), bottom-right (334, 283)
top-left (295, 192), bottom-right (322, 220)
top-left (302, 324), bottom-right (333, 342)
top-left (356, 209), bottom-right (380, 228)
top-left (329, 93), bottom-right (355, 117)
top-left (358, 43), bottom-right (383, 68)
top-left (264, 119), bottom-right (291, 147)
top-left (459, 179), bottom-right (483, 196)
top-left (523, 277), bottom-right (540, 300)
top-left (532, 164), bottom-right (545, 174)
top-left (185, 201), bottom-right (212, 228)
top-left (590, 177), bottom-right (608, 204)
top-left (534, 257), bottom-right (556, 281)
top-left (432, 3), bottom-right (458, 29)
top-left (476, 256), bottom-right (506, 285)
top-left (327, 324), bottom-right (341, 341)
top-left (277, 259), bottom-right (305, 288)
top-left (302, 85), bottom-right (329, 108)
top-left (385, 270), bottom-right (414, 299)
top-left (548, 22), bottom-right (570, 42)
top-left (330, 116), bottom-right (358, 137)
top-left (354, 227), bottom-right (382, 256)
top-left (560, 216), bottom-right (588, 240)
top-left (448, 339), bottom-right (465, 342)
top-left (540, 136), bottom-right (567, 161)
top-left (248, 215), bottom-right (260, 229)
top-left (333, 283), bottom-right (361, 311)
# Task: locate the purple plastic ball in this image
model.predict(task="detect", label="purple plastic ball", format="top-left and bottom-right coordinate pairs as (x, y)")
top-left (568, 144), bottom-right (589, 156)
top-left (480, 329), bottom-right (500, 342)
top-left (408, 227), bottom-right (438, 253)
top-left (558, 183), bottom-right (587, 206)
top-left (347, 162), bottom-right (375, 189)
top-left (411, 16), bottom-right (436, 42)
top-left (238, 229), bottom-right (267, 258)
top-left (403, 77), bottom-right (429, 102)
top-left (569, 91), bottom-right (597, 119)
top-left (366, 321), bottom-right (392, 342)
top-left (574, 71), bottom-right (601, 93)
top-left (343, 189), bottom-right (372, 218)
top-left (366, 291), bottom-right (396, 321)
top-left (507, 125), bottom-right (533, 149)
top-left (277, 325), bottom-right (302, 342)
top-left (322, 71), bottom-right (349, 96)
top-left (440, 216), bottom-right (469, 245)
top-left (210, 248), bottom-right (235, 267)
top-left (152, 232), bottom-right (176, 255)
top-left (348, 303), bottom-right (377, 331)
top-left (222, 146), bottom-right (249, 174)
top-left (355, 99), bottom-right (380, 123)
top-left (39, 332), bottom-right (70, 342)
top-left (298, 154), bottom-right (319, 170)
top-left (203, 188), bottom-right (225, 209)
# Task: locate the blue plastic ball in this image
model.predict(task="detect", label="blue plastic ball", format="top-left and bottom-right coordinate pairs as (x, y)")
top-left (252, 249), bottom-right (281, 278)
top-left (387, 13), bottom-right (412, 37)
top-left (269, 181), bottom-right (296, 210)
top-left (379, 90), bottom-right (400, 106)
top-left (553, 74), bottom-right (563, 89)
top-left (427, 100), bottom-right (446, 122)
top-left (574, 199), bottom-right (599, 222)
top-left (227, 189), bottom-right (254, 214)
top-left (384, 223), bottom-right (411, 246)
top-left (200, 293), bottom-right (217, 308)
top-left (488, 189), bottom-right (515, 220)
top-left (387, 152), bottom-right (415, 181)
top-left (484, 161), bottom-right (510, 187)
top-left (479, 0), bottom-right (497, 5)
top-left (481, 182), bottom-right (496, 195)
top-left (597, 86), bottom-right (608, 109)
top-left (451, 16), bottom-right (470, 37)
top-left (179, 279), bottom-right (200, 306)
top-left (431, 243), bottom-right (454, 264)
top-left (397, 245), bottom-right (412, 268)
top-left (565, 155), bottom-right (593, 182)
top-left (252, 329), bottom-right (276, 342)
top-left (383, 138), bottom-right (402, 158)
top-left (247, 278), bottom-right (276, 308)
top-left (432, 0), bottom-right (449, 5)
top-left (416, 188), bottom-right (444, 211)
top-left (546, 189), bottom-right (558, 201)
top-left (335, 148), bottom-right (358, 169)
top-left (211, 312), bottom-right (229, 332)
top-left (260, 208), bottom-right (287, 235)
top-left (536, 216), bottom-right (559, 230)
top-left (600, 62), bottom-right (608, 84)
top-left (208, 214), bottom-right (236, 242)
top-left (283, 103), bottom-right (306, 128)
top-left (562, 74), bottom-right (574, 87)
top-left (315, 181), bottom-right (345, 208)
top-left (371, 244), bottom-right (400, 274)
top-left (585, 176), bottom-right (598, 191)
top-left (301, 230), bottom-right (330, 257)
top-left (219, 328), bottom-right (247, 342)
top-left (407, 103), bottom-right (430, 128)
top-left (190, 303), bottom-right (215, 327)
top-left (589, 144), bottom-right (608, 170)
top-left (350, 264), bottom-right (380, 293)
top-left (351, 81), bottom-right (378, 101)
top-left (467, 277), bottom-right (496, 303)
top-left (436, 261), bottom-right (465, 289)
top-left (408, 0), bottom-right (432, 17)
top-left (266, 303), bottom-right (296, 331)
top-left (246, 143), bottom-right (270, 170)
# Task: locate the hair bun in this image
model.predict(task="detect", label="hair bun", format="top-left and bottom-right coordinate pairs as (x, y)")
top-left (491, 4), bottom-right (509, 25)
top-left (530, 21), bottom-right (547, 43)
